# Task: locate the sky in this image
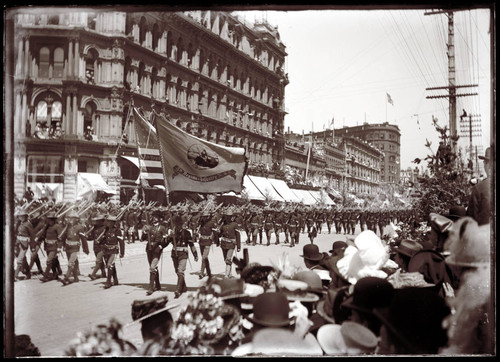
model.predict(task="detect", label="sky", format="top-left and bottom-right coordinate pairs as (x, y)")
top-left (233, 7), bottom-right (492, 171)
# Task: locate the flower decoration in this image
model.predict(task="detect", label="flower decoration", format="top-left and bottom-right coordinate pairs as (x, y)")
top-left (153, 291), bottom-right (244, 355)
top-left (65, 318), bottom-right (136, 356)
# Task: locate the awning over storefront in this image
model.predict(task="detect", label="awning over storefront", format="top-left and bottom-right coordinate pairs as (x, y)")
top-left (77, 172), bottom-right (117, 200)
top-left (248, 175), bottom-right (285, 202)
top-left (120, 155), bottom-right (140, 168)
top-left (267, 178), bottom-right (301, 203)
top-left (317, 189), bottom-right (336, 205)
top-left (241, 175), bottom-right (266, 201)
top-left (290, 188), bottom-right (318, 205)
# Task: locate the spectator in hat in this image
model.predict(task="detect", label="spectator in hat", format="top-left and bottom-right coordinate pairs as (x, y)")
top-left (130, 296), bottom-right (174, 355)
top-left (300, 244), bottom-right (327, 271)
top-left (322, 241), bottom-right (350, 289)
top-left (392, 239), bottom-right (423, 272)
top-left (374, 287), bottom-right (450, 354)
top-left (466, 147), bottom-right (492, 225)
top-left (340, 276), bottom-right (395, 336)
top-left (445, 205), bottom-right (466, 221)
top-left (316, 321), bottom-right (378, 356)
top-left (440, 217), bottom-right (492, 354)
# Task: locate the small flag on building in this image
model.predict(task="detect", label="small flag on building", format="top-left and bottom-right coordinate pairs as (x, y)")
top-left (387, 93), bottom-right (394, 106)
top-left (152, 111), bottom-right (248, 193)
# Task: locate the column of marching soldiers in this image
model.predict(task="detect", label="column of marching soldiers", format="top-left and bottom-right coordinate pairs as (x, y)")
top-left (14, 198), bottom-right (416, 298)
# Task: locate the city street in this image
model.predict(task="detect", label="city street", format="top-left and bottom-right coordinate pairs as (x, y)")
top-left (14, 226), bottom-right (360, 356)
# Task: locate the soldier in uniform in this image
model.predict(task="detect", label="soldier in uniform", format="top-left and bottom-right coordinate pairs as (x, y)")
top-left (60, 211), bottom-right (89, 285)
top-left (88, 214), bottom-right (108, 280)
top-left (287, 208), bottom-right (300, 247)
top-left (38, 212), bottom-right (64, 282)
top-left (101, 214), bottom-right (125, 289)
top-left (216, 209), bottom-right (241, 278)
top-left (262, 208), bottom-right (275, 246)
top-left (141, 210), bottom-right (169, 295)
top-left (124, 205), bottom-right (140, 244)
top-left (333, 208), bottom-right (342, 234)
top-left (305, 208), bottom-right (315, 234)
top-left (248, 207), bottom-right (263, 246)
top-left (165, 213), bottom-right (198, 298)
top-left (341, 209), bottom-right (349, 235)
top-left (197, 209), bottom-right (215, 279)
top-left (349, 209), bottom-right (358, 235)
top-left (378, 211), bottom-right (387, 237)
top-left (325, 207), bottom-right (334, 234)
top-left (273, 210), bottom-right (284, 245)
top-left (359, 209), bottom-right (368, 232)
top-left (14, 210), bottom-right (33, 281)
top-left (314, 208), bottom-right (325, 234)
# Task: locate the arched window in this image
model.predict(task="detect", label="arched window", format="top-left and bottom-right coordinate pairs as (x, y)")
top-left (34, 95), bottom-right (62, 139)
top-left (39, 47), bottom-right (50, 78)
top-left (152, 23), bottom-right (161, 52)
top-left (86, 49), bottom-right (98, 84)
top-left (137, 62), bottom-right (145, 93)
top-left (53, 47), bottom-right (64, 78)
top-left (83, 102), bottom-right (97, 137)
top-left (139, 16), bottom-right (147, 46)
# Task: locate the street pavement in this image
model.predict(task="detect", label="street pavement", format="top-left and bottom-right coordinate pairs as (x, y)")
top-left (13, 225), bottom-right (365, 356)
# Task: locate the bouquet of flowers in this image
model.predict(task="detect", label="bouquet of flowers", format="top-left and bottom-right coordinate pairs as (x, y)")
top-left (383, 221), bottom-right (430, 250)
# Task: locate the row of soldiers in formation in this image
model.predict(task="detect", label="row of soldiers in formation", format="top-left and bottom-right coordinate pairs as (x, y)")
top-left (14, 198), bottom-right (416, 297)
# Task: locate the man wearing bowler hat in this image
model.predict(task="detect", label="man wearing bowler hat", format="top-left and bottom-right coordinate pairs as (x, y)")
top-left (466, 147), bottom-right (492, 225)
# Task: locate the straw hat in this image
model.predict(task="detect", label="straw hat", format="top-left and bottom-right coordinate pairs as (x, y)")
top-left (316, 322), bottom-right (378, 355)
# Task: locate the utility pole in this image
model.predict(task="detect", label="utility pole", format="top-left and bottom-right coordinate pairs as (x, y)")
top-left (425, 10), bottom-right (478, 155)
top-left (459, 110), bottom-right (482, 174)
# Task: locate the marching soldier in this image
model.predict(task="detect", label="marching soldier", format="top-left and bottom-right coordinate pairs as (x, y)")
top-left (287, 209), bottom-right (300, 247)
top-left (39, 212), bottom-right (64, 283)
top-left (305, 208), bottom-right (315, 234)
top-left (273, 210), bottom-right (284, 245)
top-left (248, 207), bottom-right (263, 246)
top-left (165, 212), bottom-right (199, 299)
top-left (325, 207), bottom-right (334, 234)
top-left (197, 209), bottom-right (215, 279)
top-left (123, 205), bottom-right (140, 244)
top-left (348, 209), bottom-right (358, 235)
top-left (101, 214), bottom-right (125, 289)
top-left (314, 208), bottom-right (324, 234)
top-left (341, 209), bottom-right (349, 235)
top-left (262, 208), bottom-right (275, 246)
top-left (141, 210), bottom-right (169, 295)
top-left (14, 209), bottom-right (33, 281)
top-left (359, 209), bottom-right (368, 232)
top-left (27, 211), bottom-right (45, 275)
top-left (333, 208), bottom-right (342, 234)
top-left (216, 209), bottom-right (241, 278)
top-left (88, 214), bottom-right (108, 280)
top-left (60, 211), bottom-right (89, 285)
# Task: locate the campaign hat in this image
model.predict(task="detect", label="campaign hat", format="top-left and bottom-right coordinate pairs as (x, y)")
top-left (478, 147), bottom-right (491, 161)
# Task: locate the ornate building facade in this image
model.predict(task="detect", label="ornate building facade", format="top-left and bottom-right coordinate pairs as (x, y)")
top-left (11, 8), bottom-right (288, 202)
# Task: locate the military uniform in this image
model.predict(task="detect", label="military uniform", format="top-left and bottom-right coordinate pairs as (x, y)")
top-left (348, 210), bottom-right (358, 235)
top-left (142, 212), bottom-right (169, 295)
top-left (287, 211), bottom-right (300, 247)
top-left (333, 210), bottom-right (342, 234)
top-left (60, 212), bottom-right (89, 285)
top-left (217, 211), bottom-right (241, 278)
top-left (88, 215), bottom-right (108, 280)
top-left (27, 215), bottom-right (45, 274)
top-left (197, 212), bottom-right (215, 279)
top-left (341, 211), bottom-right (349, 235)
top-left (325, 208), bottom-right (334, 234)
top-left (273, 211), bottom-right (284, 244)
top-left (101, 215), bottom-right (125, 289)
top-left (165, 213), bottom-right (198, 298)
top-left (123, 207), bottom-right (140, 244)
top-left (263, 211), bottom-right (275, 246)
top-left (39, 213), bottom-right (64, 282)
top-left (14, 210), bottom-right (33, 280)
top-left (248, 210), bottom-right (263, 245)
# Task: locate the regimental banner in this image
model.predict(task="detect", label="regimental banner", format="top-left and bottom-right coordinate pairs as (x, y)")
top-left (152, 111), bottom-right (248, 193)
top-left (133, 108), bottom-right (165, 188)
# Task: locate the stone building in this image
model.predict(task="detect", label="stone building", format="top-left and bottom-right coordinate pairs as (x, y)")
top-left (10, 8), bottom-right (288, 202)
top-left (334, 122), bottom-right (401, 184)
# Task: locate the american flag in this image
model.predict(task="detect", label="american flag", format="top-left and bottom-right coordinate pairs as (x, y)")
top-left (387, 93), bottom-right (394, 106)
top-left (132, 107), bottom-right (165, 188)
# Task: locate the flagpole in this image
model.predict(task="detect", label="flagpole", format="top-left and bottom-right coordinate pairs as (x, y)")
top-left (385, 95), bottom-right (387, 123)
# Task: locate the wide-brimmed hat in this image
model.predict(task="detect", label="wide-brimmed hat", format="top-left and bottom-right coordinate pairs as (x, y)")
top-left (445, 206), bottom-right (466, 221)
top-left (394, 239), bottom-right (423, 258)
top-left (15, 209), bottom-right (28, 217)
top-left (478, 147), bottom-right (491, 161)
top-left (300, 244), bottom-right (324, 261)
top-left (246, 292), bottom-right (294, 327)
top-left (444, 216), bottom-right (490, 268)
top-left (240, 263), bottom-right (276, 286)
top-left (46, 212), bottom-right (58, 219)
top-left (316, 286), bottom-right (351, 324)
top-left (373, 287), bottom-right (450, 354)
top-left (232, 328), bottom-right (323, 356)
top-left (66, 211), bottom-right (80, 219)
top-left (329, 241), bottom-right (348, 253)
top-left (293, 270), bottom-right (325, 295)
top-left (341, 276), bottom-right (394, 316)
top-left (278, 278), bottom-right (320, 303)
top-left (207, 277), bottom-right (247, 300)
top-left (92, 214), bottom-right (105, 222)
top-left (316, 322), bottom-right (378, 355)
top-left (129, 296), bottom-right (175, 325)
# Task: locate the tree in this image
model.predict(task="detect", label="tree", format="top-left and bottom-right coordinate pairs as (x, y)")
top-left (412, 119), bottom-right (471, 221)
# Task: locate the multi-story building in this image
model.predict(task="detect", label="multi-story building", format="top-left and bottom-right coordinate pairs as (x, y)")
top-left (10, 8), bottom-right (288, 202)
top-left (334, 122), bottom-right (401, 184)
